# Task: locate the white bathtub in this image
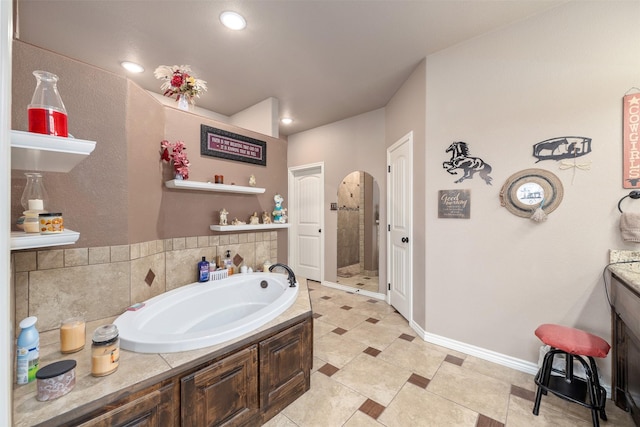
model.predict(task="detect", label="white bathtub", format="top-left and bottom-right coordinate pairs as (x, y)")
top-left (113, 272), bottom-right (299, 353)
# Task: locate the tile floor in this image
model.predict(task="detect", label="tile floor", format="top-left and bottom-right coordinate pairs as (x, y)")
top-left (264, 281), bottom-right (636, 427)
top-left (336, 265), bottom-right (380, 294)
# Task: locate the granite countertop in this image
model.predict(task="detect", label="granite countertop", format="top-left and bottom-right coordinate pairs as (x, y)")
top-left (608, 250), bottom-right (640, 295)
top-left (13, 277), bottom-right (312, 427)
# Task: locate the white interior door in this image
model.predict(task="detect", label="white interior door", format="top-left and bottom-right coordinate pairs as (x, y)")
top-left (387, 132), bottom-right (413, 321)
top-left (289, 163), bottom-right (324, 281)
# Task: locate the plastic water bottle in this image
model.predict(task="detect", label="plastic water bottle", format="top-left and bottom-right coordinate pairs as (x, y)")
top-left (16, 316), bottom-right (39, 384)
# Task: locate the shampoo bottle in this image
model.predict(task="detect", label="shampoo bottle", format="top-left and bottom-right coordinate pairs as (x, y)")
top-left (198, 256), bottom-right (209, 282)
top-left (16, 316), bottom-right (39, 384)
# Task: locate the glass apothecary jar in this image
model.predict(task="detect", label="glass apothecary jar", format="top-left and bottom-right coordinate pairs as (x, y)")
top-left (20, 172), bottom-right (48, 212)
top-left (28, 71), bottom-right (68, 137)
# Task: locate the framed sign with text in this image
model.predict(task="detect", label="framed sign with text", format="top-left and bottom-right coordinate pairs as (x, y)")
top-left (623, 93), bottom-right (640, 188)
top-left (200, 125), bottom-right (267, 166)
top-left (438, 189), bottom-right (470, 219)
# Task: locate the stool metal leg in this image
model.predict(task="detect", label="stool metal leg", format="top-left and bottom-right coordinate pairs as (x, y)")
top-left (533, 349), bottom-right (557, 415)
top-left (533, 349), bottom-right (607, 427)
top-left (587, 356), bottom-right (608, 422)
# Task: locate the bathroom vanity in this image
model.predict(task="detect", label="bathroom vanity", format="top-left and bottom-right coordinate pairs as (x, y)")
top-left (12, 280), bottom-right (313, 427)
top-left (608, 265), bottom-right (640, 427)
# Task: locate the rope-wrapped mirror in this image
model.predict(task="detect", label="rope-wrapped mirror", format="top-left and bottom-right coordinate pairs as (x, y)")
top-left (499, 168), bottom-right (564, 219)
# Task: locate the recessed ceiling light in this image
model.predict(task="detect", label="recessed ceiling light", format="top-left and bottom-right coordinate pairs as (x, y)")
top-left (121, 61), bottom-right (144, 73)
top-left (220, 11), bottom-right (246, 30)
top-left (281, 118), bottom-right (293, 125)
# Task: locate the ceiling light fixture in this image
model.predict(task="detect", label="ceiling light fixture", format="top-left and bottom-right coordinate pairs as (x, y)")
top-left (121, 61), bottom-right (144, 73)
top-left (220, 11), bottom-right (246, 30)
top-left (281, 118), bottom-right (293, 125)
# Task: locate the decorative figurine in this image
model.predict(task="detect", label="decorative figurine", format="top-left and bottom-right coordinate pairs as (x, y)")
top-left (249, 212), bottom-right (260, 225)
top-left (249, 175), bottom-right (256, 187)
top-left (272, 194), bottom-right (288, 224)
top-left (219, 208), bottom-right (229, 226)
top-left (262, 211), bottom-right (272, 224)
top-left (231, 218), bottom-right (246, 226)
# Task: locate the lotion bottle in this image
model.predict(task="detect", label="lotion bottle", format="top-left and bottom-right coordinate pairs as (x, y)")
top-left (198, 256), bottom-right (209, 282)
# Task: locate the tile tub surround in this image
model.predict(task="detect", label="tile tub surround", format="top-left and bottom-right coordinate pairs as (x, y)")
top-left (12, 277), bottom-right (311, 427)
top-left (11, 232), bottom-right (279, 333)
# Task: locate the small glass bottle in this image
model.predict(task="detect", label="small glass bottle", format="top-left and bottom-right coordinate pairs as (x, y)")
top-left (28, 70), bottom-right (68, 137)
top-left (91, 324), bottom-right (120, 377)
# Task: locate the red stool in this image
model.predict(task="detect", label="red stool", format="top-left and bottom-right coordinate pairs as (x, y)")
top-left (533, 324), bottom-right (610, 427)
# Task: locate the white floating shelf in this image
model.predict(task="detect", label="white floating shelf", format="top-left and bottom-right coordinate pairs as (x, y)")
top-left (165, 179), bottom-right (265, 194)
top-left (11, 130), bottom-right (96, 172)
top-left (10, 229), bottom-right (80, 251)
top-left (210, 223), bottom-right (290, 232)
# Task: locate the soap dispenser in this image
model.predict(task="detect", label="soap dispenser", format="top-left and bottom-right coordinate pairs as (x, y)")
top-left (224, 250), bottom-right (233, 274)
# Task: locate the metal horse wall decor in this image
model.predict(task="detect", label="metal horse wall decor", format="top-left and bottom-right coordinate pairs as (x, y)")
top-left (532, 136), bottom-right (592, 163)
top-left (442, 141), bottom-right (493, 185)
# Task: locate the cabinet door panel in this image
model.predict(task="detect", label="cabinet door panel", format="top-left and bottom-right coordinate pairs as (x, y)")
top-left (76, 383), bottom-right (175, 427)
top-left (260, 320), bottom-right (312, 421)
top-left (181, 345), bottom-right (259, 427)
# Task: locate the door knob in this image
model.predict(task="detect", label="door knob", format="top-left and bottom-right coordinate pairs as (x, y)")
top-left (401, 237), bottom-right (409, 243)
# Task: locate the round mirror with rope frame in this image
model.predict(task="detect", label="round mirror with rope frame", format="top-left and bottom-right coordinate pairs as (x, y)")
top-left (499, 168), bottom-right (564, 218)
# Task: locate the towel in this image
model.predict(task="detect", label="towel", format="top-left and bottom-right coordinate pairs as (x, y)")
top-left (620, 212), bottom-right (640, 242)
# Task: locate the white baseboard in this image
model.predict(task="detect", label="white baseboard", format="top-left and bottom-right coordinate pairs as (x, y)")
top-left (409, 321), bottom-right (612, 397)
top-left (315, 283), bottom-right (612, 397)
top-left (321, 281), bottom-right (386, 300)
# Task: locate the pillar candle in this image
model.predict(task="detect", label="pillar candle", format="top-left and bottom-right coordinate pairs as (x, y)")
top-left (28, 199), bottom-right (43, 210)
top-left (60, 318), bottom-right (85, 354)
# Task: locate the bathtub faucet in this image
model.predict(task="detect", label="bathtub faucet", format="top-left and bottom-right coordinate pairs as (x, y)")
top-left (269, 263), bottom-right (297, 287)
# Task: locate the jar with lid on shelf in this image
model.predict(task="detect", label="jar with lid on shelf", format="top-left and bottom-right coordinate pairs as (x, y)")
top-left (38, 213), bottom-right (64, 234)
top-left (91, 324), bottom-right (119, 377)
top-left (22, 211), bottom-right (40, 233)
top-left (28, 70), bottom-right (68, 137)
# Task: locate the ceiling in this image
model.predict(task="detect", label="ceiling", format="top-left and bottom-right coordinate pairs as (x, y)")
top-left (15, 0), bottom-right (565, 136)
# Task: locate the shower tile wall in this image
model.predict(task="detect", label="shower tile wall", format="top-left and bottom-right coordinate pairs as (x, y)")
top-left (11, 231), bottom-right (279, 333)
top-left (337, 172), bottom-right (361, 269)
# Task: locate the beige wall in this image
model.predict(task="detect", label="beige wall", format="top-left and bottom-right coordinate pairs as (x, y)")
top-left (126, 80), bottom-right (165, 244)
top-left (385, 60), bottom-right (427, 329)
top-left (11, 41), bottom-right (289, 251)
top-left (12, 41), bottom-right (129, 247)
top-left (288, 109), bottom-right (387, 290)
top-left (423, 1), bottom-right (640, 381)
top-left (288, 2), bottom-right (640, 386)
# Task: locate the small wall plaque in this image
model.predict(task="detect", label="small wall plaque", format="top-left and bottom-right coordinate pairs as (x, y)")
top-left (438, 190), bottom-right (470, 219)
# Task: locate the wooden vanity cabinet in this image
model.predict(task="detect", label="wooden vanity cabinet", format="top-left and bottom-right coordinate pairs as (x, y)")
top-left (259, 319), bottom-right (312, 422)
top-left (181, 345), bottom-right (260, 426)
top-left (611, 274), bottom-right (640, 426)
top-left (53, 316), bottom-right (312, 427)
top-left (73, 382), bottom-right (178, 427)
